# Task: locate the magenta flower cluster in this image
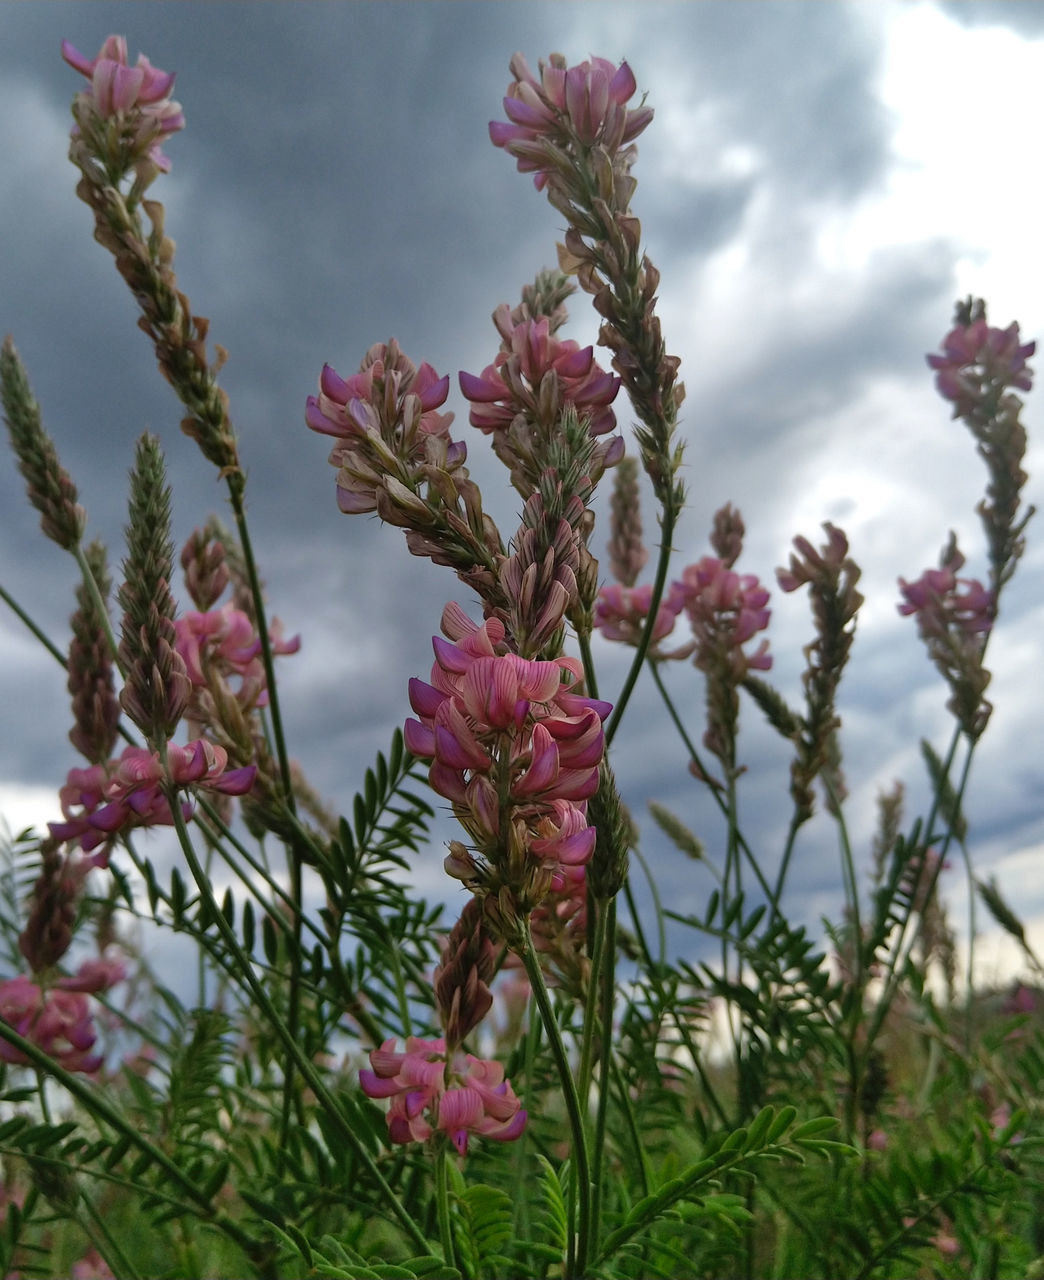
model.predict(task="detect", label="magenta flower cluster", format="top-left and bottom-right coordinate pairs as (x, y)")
top-left (0, 956), bottom-right (124, 1075)
top-left (927, 317), bottom-right (1035, 415)
top-left (405, 604), bottom-right (610, 899)
top-left (460, 307), bottom-right (621, 440)
top-left (175, 603), bottom-right (300, 710)
top-left (49, 740), bottom-right (256, 860)
top-left (360, 1035), bottom-right (526, 1156)
top-left (61, 35), bottom-right (184, 172)
top-left (593, 582), bottom-right (687, 647)
top-left (595, 558), bottom-right (772, 677)
top-left (306, 341), bottom-right (457, 515)
top-left (898, 559), bottom-right (993, 638)
top-left (489, 53), bottom-right (653, 188)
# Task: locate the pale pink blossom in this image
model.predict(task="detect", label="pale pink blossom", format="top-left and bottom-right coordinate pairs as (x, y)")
top-left (49, 741), bottom-right (256, 856)
top-left (927, 316), bottom-right (1034, 409)
top-left (460, 312), bottom-right (620, 439)
top-left (676, 557), bottom-right (772, 678)
top-left (898, 557), bottom-right (993, 638)
top-left (405, 605), bottom-right (610, 903)
top-left (490, 53), bottom-right (653, 188)
top-left (305, 340), bottom-right (457, 515)
top-left (360, 1036), bottom-right (526, 1156)
top-left (175, 603), bottom-right (299, 709)
top-left (0, 971), bottom-right (118, 1074)
top-left (62, 35), bottom-right (184, 171)
top-left (593, 582), bottom-right (686, 648)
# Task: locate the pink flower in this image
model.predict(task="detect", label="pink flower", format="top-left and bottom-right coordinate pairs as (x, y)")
top-left (175, 604), bottom-right (299, 710)
top-left (0, 975), bottom-right (106, 1073)
top-left (898, 559), bottom-right (993, 638)
top-left (593, 582), bottom-right (686, 647)
top-left (676, 557), bottom-right (772, 678)
top-left (490, 53), bottom-right (653, 188)
top-left (460, 311), bottom-right (620, 440)
top-left (49, 741), bottom-right (256, 856)
top-left (927, 316), bottom-right (1035, 409)
top-left (404, 604), bottom-right (610, 904)
top-left (62, 36), bottom-right (184, 171)
top-left (57, 955), bottom-right (127, 994)
top-left (360, 1036), bottom-right (526, 1156)
top-left (306, 340), bottom-right (457, 515)
top-left (71, 1249), bottom-right (115, 1280)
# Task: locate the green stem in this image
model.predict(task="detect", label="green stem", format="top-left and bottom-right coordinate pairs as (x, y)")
top-left (79, 1194), bottom-right (145, 1280)
top-left (605, 500), bottom-right (677, 747)
top-left (519, 918), bottom-right (592, 1280)
top-left (577, 900), bottom-right (610, 1106)
top-left (577, 627), bottom-right (599, 701)
top-left (588, 895), bottom-right (617, 1261)
top-left (159, 762), bottom-right (432, 1255)
top-left (649, 662), bottom-right (779, 909)
top-left (0, 582), bottom-right (68, 666)
top-left (435, 1140), bottom-right (458, 1272)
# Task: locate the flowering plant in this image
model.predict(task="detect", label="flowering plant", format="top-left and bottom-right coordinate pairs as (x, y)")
top-left (0, 35), bottom-right (1041, 1280)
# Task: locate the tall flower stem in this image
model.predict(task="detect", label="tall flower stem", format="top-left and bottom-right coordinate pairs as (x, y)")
top-left (649, 662), bottom-right (779, 909)
top-left (159, 750), bottom-right (433, 1257)
top-left (72, 542), bottom-right (123, 676)
top-left (605, 503), bottom-right (676, 746)
top-left (435, 1139), bottom-right (458, 1272)
top-left (0, 583), bottom-right (67, 666)
top-left (227, 478), bottom-right (305, 1152)
top-left (519, 917), bottom-right (592, 1280)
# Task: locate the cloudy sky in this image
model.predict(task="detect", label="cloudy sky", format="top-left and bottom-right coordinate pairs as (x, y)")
top-left (1, 1), bottom-right (1042, 986)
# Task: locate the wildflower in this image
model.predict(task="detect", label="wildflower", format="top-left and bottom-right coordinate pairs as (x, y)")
top-left (0, 964), bottom-right (121, 1074)
top-left (777, 524), bottom-right (863, 821)
top-left (927, 314), bottom-right (1034, 411)
top-left (898, 561), bottom-right (993, 637)
top-left (67, 541), bottom-right (120, 765)
top-left (48, 741), bottom-right (256, 857)
top-left (490, 54), bottom-right (652, 190)
top-left (18, 841), bottom-right (90, 971)
top-left (898, 537), bottom-right (992, 738)
top-left (360, 1036), bottom-right (526, 1156)
top-left (677, 557), bottom-right (772, 679)
top-left (306, 340), bottom-right (455, 514)
top-left (606, 455), bottom-right (647, 586)
top-left (927, 299), bottom-right (1035, 593)
top-left (593, 581), bottom-right (686, 649)
top-left (175, 603), bottom-right (300, 710)
top-left (117, 434), bottom-right (191, 744)
top-left (462, 313), bottom-right (620, 440)
top-left (404, 604), bottom-right (609, 920)
top-left (62, 35), bottom-right (184, 173)
top-left (1, 336), bottom-right (86, 551)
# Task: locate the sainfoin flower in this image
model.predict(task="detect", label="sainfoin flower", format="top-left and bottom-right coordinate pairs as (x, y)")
top-left (62, 35), bottom-right (184, 171)
top-left (49, 740), bottom-right (256, 857)
top-left (593, 582), bottom-right (686, 648)
top-left (676, 557), bottom-right (772, 678)
top-left (360, 1036), bottom-right (526, 1155)
top-left (926, 316), bottom-right (1035, 409)
top-left (490, 53), bottom-right (653, 188)
top-left (0, 956), bottom-right (124, 1074)
top-left (404, 604), bottom-right (610, 907)
top-left (897, 563), bottom-right (993, 637)
top-left (460, 311), bottom-right (620, 440)
top-left (305, 340), bottom-right (457, 514)
top-left (175, 603), bottom-right (300, 709)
